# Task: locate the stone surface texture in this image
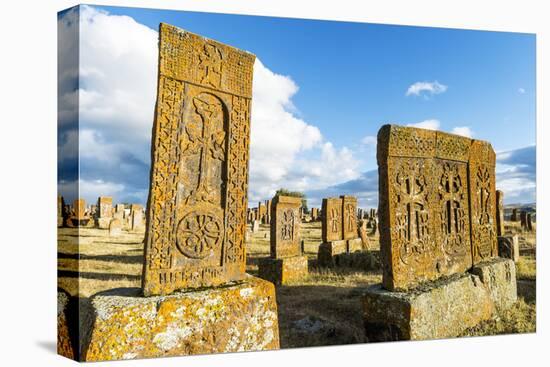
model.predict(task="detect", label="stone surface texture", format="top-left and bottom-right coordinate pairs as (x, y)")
top-left (83, 275), bottom-right (279, 361)
top-left (258, 256), bottom-right (309, 286)
top-left (57, 291), bottom-right (74, 359)
top-left (270, 195), bottom-right (302, 259)
top-left (498, 235), bottom-right (520, 263)
top-left (377, 125), bottom-right (497, 291)
top-left (471, 258), bottom-right (517, 311)
top-left (322, 197), bottom-right (343, 242)
top-left (142, 23), bottom-right (256, 296)
top-left (341, 195), bottom-right (358, 240)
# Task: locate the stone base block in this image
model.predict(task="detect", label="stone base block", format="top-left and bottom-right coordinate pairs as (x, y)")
top-left (83, 275), bottom-right (279, 361)
top-left (362, 258), bottom-right (517, 341)
top-left (57, 291), bottom-right (75, 359)
top-left (97, 217), bottom-right (111, 229)
top-left (347, 238), bottom-right (363, 253)
top-left (258, 256), bottom-right (308, 285)
top-left (318, 239), bottom-right (365, 267)
top-left (471, 257), bottom-right (517, 311)
top-left (317, 240), bottom-right (347, 267)
top-left (498, 235), bottom-right (520, 263)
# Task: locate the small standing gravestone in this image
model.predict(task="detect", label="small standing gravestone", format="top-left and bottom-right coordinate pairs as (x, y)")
top-left (97, 196), bottom-right (113, 229)
top-left (258, 195), bottom-right (307, 285)
top-left (109, 218), bottom-right (122, 237)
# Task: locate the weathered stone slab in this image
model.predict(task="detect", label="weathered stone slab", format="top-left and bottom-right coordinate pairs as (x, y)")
top-left (97, 197), bottom-right (113, 229)
top-left (57, 291), bottom-right (74, 359)
top-left (317, 240), bottom-right (347, 267)
top-left (341, 195), bottom-right (358, 240)
top-left (347, 238), bottom-right (363, 253)
top-left (496, 190), bottom-right (505, 236)
top-left (270, 195), bottom-right (302, 259)
top-left (322, 197), bottom-right (343, 242)
top-left (83, 275), bottom-right (279, 361)
top-left (109, 218), bottom-right (122, 237)
top-left (362, 257), bottom-right (516, 341)
top-left (498, 235), bottom-right (520, 263)
top-left (252, 219), bottom-right (260, 233)
top-left (377, 125), bottom-right (497, 291)
top-left (58, 196), bottom-right (65, 227)
top-left (362, 273), bottom-right (494, 341)
top-left (142, 23), bottom-right (255, 296)
top-left (258, 256), bottom-right (308, 286)
top-left (470, 258), bottom-right (517, 311)
top-left (469, 140), bottom-right (498, 264)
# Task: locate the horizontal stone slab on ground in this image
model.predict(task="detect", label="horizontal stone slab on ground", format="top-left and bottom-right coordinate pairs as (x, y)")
top-left (82, 275), bottom-right (279, 361)
top-left (362, 258), bottom-right (517, 341)
top-left (258, 255), bottom-right (308, 285)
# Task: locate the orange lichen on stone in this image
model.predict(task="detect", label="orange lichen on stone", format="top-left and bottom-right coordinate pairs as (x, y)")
top-left (142, 23), bottom-right (256, 296)
top-left (377, 124), bottom-right (498, 291)
top-left (57, 291), bottom-right (74, 359)
top-left (84, 275), bottom-right (279, 361)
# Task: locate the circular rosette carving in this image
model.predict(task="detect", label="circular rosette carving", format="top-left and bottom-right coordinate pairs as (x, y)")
top-left (176, 211), bottom-right (223, 259)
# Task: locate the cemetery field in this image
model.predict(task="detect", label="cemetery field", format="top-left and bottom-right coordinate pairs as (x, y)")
top-left (57, 220), bottom-right (536, 346)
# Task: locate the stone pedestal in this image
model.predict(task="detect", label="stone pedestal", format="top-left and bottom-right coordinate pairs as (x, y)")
top-left (258, 256), bottom-right (308, 286)
top-left (498, 235), bottom-right (520, 263)
top-left (82, 275), bottom-right (279, 361)
top-left (362, 258), bottom-right (517, 341)
top-left (97, 217), bottom-right (111, 229)
top-left (317, 238), bottom-right (363, 267)
top-left (57, 291), bottom-right (74, 359)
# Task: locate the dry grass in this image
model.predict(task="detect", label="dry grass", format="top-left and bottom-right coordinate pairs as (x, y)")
top-left (58, 219), bottom-right (536, 345)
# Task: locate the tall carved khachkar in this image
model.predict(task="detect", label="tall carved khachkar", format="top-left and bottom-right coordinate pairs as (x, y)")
top-left (362, 125), bottom-right (516, 342)
top-left (318, 195), bottom-right (363, 267)
top-left (258, 195), bottom-right (308, 285)
top-left (97, 196), bottom-right (113, 229)
top-left (142, 23), bottom-right (256, 296)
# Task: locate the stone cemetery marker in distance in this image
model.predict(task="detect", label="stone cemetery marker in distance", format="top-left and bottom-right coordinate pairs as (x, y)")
top-left (258, 195), bottom-right (308, 285)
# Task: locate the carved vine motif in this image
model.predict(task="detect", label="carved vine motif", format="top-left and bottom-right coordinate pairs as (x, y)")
top-left (394, 161), bottom-right (431, 264)
top-left (438, 162), bottom-right (467, 257)
top-left (473, 165), bottom-right (495, 259)
top-left (329, 208), bottom-right (341, 234)
top-left (198, 43), bottom-right (223, 88)
top-left (182, 93), bottom-right (226, 205)
top-left (345, 203), bottom-right (357, 232)
top-left (176, 211), bottom-right (223, 259)
top-left (280, 209), bottom-right (295, 241)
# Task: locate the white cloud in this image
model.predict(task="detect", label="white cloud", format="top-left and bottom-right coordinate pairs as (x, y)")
top-left (406, 81), bottom-right (447, 97)
top-left (249, 60), bottom-right (361, 202)
top-left (360, 135), bottom-right (377, 146)
top-left (406, 119), bottom-right (441, 130)
top-left (58, 6), bottom-right (361, 206)
top-left (451, 126), bottom-right (474, 138)
top-left (518, 87), bottom-right (526, 94)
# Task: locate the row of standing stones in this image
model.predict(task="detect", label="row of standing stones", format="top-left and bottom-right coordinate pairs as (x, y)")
top-left (58, 22), bottom-right (522, 362)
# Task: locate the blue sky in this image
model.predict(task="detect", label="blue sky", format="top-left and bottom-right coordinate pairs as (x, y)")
top-left (58, 5), bottom-right (536, 208)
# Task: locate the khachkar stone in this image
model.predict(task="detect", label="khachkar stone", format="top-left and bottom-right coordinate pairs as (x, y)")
top-left (318, 196), bottom-right (363, 267)
top-left (520, 211), bottom-right (528, 229)
top-left (377, 126), bottom-right (475, 290)
top-left (97, 196), bottom-right (113, 229)
top-left (311, 207), bottom-right (319, 221)
top-left (496, 190), bottom-right (505, 236)
top-left (68, 198), bottom-right (90, 227)
top-left (511, 208), bottom-right (518, 221)
top-left (469, 139), bottom-right (498, 264)
top-left (322, 197), bottom-right (343, 242)
top-left (527, 213), bottom-right (533, 231)
top-left (81, 24), bottom-right (280, 362)
top-left (265, 199), bottom-right (272, 224)
top-left (142, 23), bottom-right (256, 295)
top-left (259, 195), bottom-right (308, 285)
top-left (341, 195), bottom-right (358, 240)
top-left (130, 204), bottom-right (145, 232)
top-left (258, 202), bottom-right (267, 223)
top-left (362, 125), bottom-right (516, 342)
top-left (58, 195), bottom-right (65, 227)
top-left (113, 204), bottom-right (124, 221)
